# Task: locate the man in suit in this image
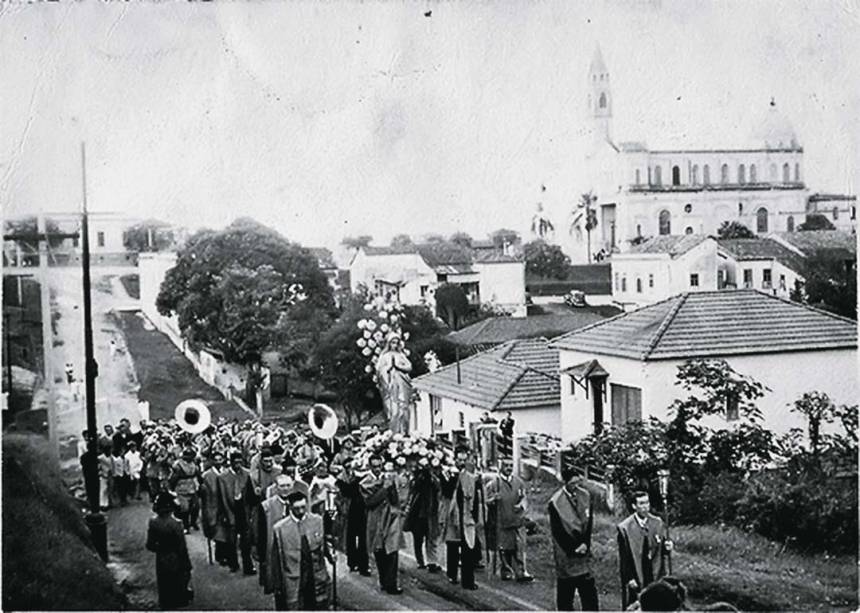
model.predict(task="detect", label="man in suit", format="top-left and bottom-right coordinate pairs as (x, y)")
top-left (248, 448), bottom-right (282, 562)
top-left (260, 474), bottom-right (294, 599)
top-left (617, 490), bottom-right (673, 609)
top-left (486, 457), bottom-right (533, 582)
top-left (360, 454), bottom-right (405, 594)
top-left (441, 446), bottom-right (485, 590)
top-left (270, 482), bottom-right (332, 610)
top-left (217, 451), bottom-right (255, 575)
top-left (201, 450), bottom-right (229, 566)
top-left (335, 458), bottom-right (371, 576)
top-left (548, 468), bottom-right (599, 611)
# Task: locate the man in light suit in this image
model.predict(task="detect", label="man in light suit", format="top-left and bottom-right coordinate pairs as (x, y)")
top-left (441, 446), bottom-right (485, 591)
top-left (259, 474), bottom-right (294, 596)
top-left (617, 490), bottom-right (673, 609)
top-left (486, 457), bottom-right (533, 582)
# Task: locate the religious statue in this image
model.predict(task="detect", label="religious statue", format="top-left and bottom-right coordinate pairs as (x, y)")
top-left (375, 332), bottom-right (414, 434)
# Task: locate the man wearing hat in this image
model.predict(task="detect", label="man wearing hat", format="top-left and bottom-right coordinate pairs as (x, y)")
top-left (548, 467), bottom-right (599, 611)
top-left (217, 451), bottom-right (255, 575)
top-left (146, 492), bottom-right (193, 609)
top-left (201, 450), bottom-right (230, 566)
top-left (248, 447), bottom-right (283, 563)
top-left (270, 480), bottom-right (332, 610)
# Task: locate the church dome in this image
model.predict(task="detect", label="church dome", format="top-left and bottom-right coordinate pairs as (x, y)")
top-left (753, 99), bottom-right (800, 150)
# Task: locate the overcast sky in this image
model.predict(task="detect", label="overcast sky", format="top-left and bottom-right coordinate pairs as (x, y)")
top-left (1, 1), bottom-right (858, 250)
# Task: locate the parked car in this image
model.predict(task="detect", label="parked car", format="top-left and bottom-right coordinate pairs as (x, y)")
top-left (564, 290), bottom-right (587, 308)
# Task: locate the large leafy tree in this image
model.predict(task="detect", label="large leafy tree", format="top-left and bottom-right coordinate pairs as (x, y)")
top-left (434, 283), bottom-right (470, 329)
top-left (798, 252), bottom-right (856, 319)
top-left (390, 234), bottom-right (414, 248)
top-left (156, 218), bottom-right (334, 403)
top-left (717, 221), bottom-right (755, 239)
top-left (449, 232), bottom-right (473, 249)
top-left (523, 239), bottom-right (570, 280)
top-left (341, 235), bottom-right (373, 249)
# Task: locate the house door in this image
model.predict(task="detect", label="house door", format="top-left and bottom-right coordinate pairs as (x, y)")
top-left (590, 377), bottom-right (606, 434)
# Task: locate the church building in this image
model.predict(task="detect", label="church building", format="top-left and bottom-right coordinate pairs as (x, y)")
top-left (565, 47), bottom-right (809, 264)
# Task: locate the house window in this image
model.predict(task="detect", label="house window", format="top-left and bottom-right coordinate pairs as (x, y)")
top-left (672, 165), bottom-right (681, 186)
top-left (782, 163), bottom-right (790, 183)
top-left (787, 215), bottom-right (795, 232)
top-left (750, 164), bottom-right (757, 183)
top-left (97, 231), bottom-right (105, 247)
top-left (621, 276), bottom-right (627, 292)
top-left (654, 166), bottom-right (662, 186)
top-left (636, 224), bottom-right (642, 237)
top-left (725, 394), bottom-right (739, 421)
top-left (72, 237), bottom-right (79, 248)
top-left (614, 273), bottom-right (620, 291)
top-left (599, 93), bottom-right (607, 109)
top-left (833, 207), bottom-right (839, 221)
top-left (685, 226), bottom-right (694, 235)
top-left (738, 202), bottom-right (744, 216)
top-left (635, 169), bottom-right (641, 185)
top-left (743, 269), bottom-right (753, 288)
top-left (437, 273), bottom-right (448, 283)
top-left (779, 274), bottom-right (786, 290)
top-left (703, 164), bottom-right (710, 185)
top-left (691, 165), bottom-right (699, 185)
top-left (658, 210), bottom-right (671, 235)
top-left (717, 269), bottom-right (725, 289)
top-left (690, 273), bottom-right (699, 287)
top-left (738, 164), bottom-right (746, 184)
top-left (684, 203), bottom-right (692, 213)
top-left (420, 285), bottom-right (429, 300)
top-left (458, 411), bottom-right (465, 429)
top-left (756, 207), bottom-right (769, 233)
top-left (763, 268), bottom-right (772, 289)
top-left (648, 273), bottom-right (654, 288)
top-left (721, 164), bottom-right (729, 184)
top-left (636, 278), bottom-right (642, 293)
top-left (611, 384), bottom-right (642, 426)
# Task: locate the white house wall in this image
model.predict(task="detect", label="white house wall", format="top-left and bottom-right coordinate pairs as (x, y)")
top-left (474, 261), bottom-right (527, 317)
top-left (717, 256), bottom-right (802, 298)
top-left (414, 392), bottom-right (559, 439)
top-left (558, 346), bottom-right (858, 441)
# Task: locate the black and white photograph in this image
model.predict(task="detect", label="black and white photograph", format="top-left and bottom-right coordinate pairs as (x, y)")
top-left (1, 1), bottom-right (858, 611)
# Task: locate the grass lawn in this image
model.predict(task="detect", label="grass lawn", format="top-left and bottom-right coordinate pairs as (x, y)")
top-left (119, 273), bottom-right (140, 299)
top-left (3, 434), bottom-right (127, 610)
top-left (521, 472), bottom-right (858, 611)
top-left (116, 311), bottom-right (249, 422)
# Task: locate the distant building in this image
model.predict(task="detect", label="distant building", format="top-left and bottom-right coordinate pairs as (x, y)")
top-left (552, 290), bottom-right (857, 441)
top-left (716, 237), bottom-right (806, 298)
top-left (806, 193), bottom-right (857, 232)
top-left (525, 263), bottom-right (613, 305)
top-left (413, 337), bottom-right (561, 438)
top-left (349, 243), bottom-right (527, 316)
top-left (610, 235), bottom-right (718, 309)
top-left (565, 46), bottom-right (813, 263)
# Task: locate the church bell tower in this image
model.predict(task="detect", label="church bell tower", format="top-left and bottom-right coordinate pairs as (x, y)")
top-left (588, 45), bottom-right (612, 143)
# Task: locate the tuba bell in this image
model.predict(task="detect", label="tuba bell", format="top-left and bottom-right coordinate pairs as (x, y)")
top-left (308, 403), bottom-right (338, 440)
top-left (175, 399), bottom-right (212, 434)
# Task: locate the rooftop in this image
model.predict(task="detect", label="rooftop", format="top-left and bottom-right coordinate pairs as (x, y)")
top-left (447, 312), bottom-right (607, 348)
top-left (717, 238), bottom-right (806, 272)
top-left (627, 234), bottom-right (712, 257)
top-left (552, 290), bottom-right (857, 360)
top-left (413, 338), bottom-right (560, 411)
top-left (771, 231), bottom-right (857, 258)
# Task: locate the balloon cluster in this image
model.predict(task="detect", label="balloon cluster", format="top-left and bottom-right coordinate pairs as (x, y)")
top-left (355, 295), bottom-right (410, 384)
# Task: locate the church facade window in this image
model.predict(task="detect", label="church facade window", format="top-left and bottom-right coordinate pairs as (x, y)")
top-left (691, 165), bottom-right (699, 185)
top-left (672, 165), bottom-right (681, 186)
top-left (703, 165), bottom-right (710, 185)
top-left (782, 163), bottom-right (790, 183)
top-left (769, 163), bottom-right (777, 181)
top-left (721, 164), bottom-right (729, 184)
top-left (684, 203), bottom-right (692, 213)
top-left (750, 164), bottom-right (757, 183)
top-left (795, 163), bottom-right (801, 182)
top-left (787, 215), bottom-right (795, 232)
top-left (654, 166), bottom-right (663, 186)
top-left (756, 207), bottom-right (769, 233)
top-left (599, 93), bottom-right (607, 108)
top-left (685, 226), bottom-right (694, 235)
top-left (658, 210), bottom-right (671, 235)
top-left (738, 164), bottom-right (746, 185)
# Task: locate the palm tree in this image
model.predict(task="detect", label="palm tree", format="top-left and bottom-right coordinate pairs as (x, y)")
top-left (570, 191), bottom-right (599, 263)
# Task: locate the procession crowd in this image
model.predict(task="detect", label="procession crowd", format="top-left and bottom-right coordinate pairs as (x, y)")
top-left (79, 414), bottom-right (724, 612)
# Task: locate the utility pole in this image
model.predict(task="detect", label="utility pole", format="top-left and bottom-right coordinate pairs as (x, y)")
top-left (80, 142), bottom-right (108, 561)
top-left (37, 213), bottom-right (59, 461)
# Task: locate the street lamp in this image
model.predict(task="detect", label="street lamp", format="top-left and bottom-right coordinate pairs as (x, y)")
top-left (657, 468), bottom-right (672, 574)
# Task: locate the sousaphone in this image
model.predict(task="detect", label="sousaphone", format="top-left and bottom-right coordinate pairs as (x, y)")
top-left (175, 399), bottom-right (212, 434)
top-left (308, 403), bottom-right (338, 440)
